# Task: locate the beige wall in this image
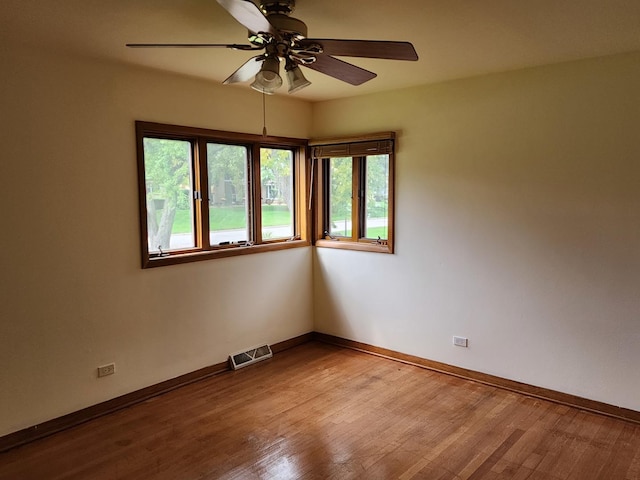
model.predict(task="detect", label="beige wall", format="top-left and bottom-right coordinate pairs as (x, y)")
top-left (1, 42), bottom-right (638, 438)
top-left (312, 52), bottom-right (640, 411)
top-left (0, 45), bottom-right (313, 436)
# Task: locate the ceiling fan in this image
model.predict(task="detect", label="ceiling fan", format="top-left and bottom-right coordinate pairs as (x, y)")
top-left (127, 0), bottom-right (418, 94)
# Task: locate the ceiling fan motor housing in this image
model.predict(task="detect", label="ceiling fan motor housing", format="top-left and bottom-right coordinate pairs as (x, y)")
top-left (267, 14), bottom-right (308, 39)
top-left (259, 0), bottom-right (295, 16)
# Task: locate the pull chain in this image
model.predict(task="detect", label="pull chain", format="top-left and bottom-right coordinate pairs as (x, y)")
top-left (262, 90), bottom-right (267, 137)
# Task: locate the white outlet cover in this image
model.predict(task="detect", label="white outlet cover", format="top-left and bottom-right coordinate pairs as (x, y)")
top-left (453, 336), bottom-right (469, 347)
top-left (97, 363), bottom-right (116, 377)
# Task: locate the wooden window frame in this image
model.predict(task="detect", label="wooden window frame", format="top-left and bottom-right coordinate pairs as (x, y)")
top-left (136, 121), bottom-right (310, 268)
top-left (311, 132), bottom-right (395, 254)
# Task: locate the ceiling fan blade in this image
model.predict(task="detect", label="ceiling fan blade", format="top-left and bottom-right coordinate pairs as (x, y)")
top-left (299, 39), bottom-right (418, 61)
top-left (303, 55), bottom-right (376, 86)
top-left (223, 55), bottom-right (265, 84)
top-left (126, 43), bottom-right (259, 50)
top-left (216, 0), bottom-right (276, 35)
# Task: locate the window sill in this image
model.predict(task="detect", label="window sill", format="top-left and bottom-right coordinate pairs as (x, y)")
top-left (144, 239), bottom-right (310, 268)
top-left (315, 239), bottom-right (393, 254)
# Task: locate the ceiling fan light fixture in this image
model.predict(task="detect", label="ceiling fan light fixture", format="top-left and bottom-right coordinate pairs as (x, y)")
top-left (285, 61), bottom-right (311, 94)
top-left (250, 56), bottom-right (282, 94)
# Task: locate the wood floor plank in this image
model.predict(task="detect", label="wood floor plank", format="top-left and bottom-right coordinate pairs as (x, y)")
top-left (1, 342), bottom-right (639, 480)
top-left (625, 445), bottom-right (640, 480)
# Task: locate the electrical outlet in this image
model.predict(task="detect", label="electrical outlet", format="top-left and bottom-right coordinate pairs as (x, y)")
top-left (97, 363), bottom-right (116, 377)
top-left (453, 336), bottom-right (469, 348)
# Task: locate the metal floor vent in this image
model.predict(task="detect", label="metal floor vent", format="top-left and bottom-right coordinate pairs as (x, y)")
top-left (229, 344), bottom-right (273, 370)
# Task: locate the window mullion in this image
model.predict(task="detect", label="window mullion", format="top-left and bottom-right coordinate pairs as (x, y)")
top-left (196, 139), bottom-right (210, 250)
top-left (321, 158), bottom-right (330, 237)
top-left (351, 157), bottom-right (360, 241)
top-left (292, 148), bottom-right (299, 238)
top-left (358, 156), bottom-right (368, 242)
top-left (251, 144), bottom-right (262, 244)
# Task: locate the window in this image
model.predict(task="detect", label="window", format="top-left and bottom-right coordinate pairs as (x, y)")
top-left (260, 148), bottom-right (295, 240)
top-left (136, 122), bottom-right (309, 268)
top-left (312, 133), bottom-right (395, 253)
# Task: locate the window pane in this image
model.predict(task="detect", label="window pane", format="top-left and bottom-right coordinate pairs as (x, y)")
top-left (143, 138), bottom-right (194, 253)
top-left (260, 148), bottom-right (294, 240)
top-left (329, 157), bottom-right (353, 237)
top-left (365, 154), bottom-right (390, 239)
top-left (207, 143), bottom-right (249, 245)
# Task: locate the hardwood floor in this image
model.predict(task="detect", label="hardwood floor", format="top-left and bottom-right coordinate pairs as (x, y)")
top-left (1, 342), bottom-right (639, 479)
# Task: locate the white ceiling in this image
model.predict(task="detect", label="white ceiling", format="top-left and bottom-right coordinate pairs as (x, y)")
top-left (2, 0), bottom-right (640, 102)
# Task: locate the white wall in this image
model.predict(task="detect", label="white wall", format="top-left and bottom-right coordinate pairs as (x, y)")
top-left (0, 45), bottom-right (314, 436)
top-left (312, 52), bottom-right (640, 410)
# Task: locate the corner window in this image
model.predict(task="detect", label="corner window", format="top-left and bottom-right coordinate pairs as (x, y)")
top-left (312, 133), bottom-right (395, 253)
top-left (136, 122), bottom-right (309, 268)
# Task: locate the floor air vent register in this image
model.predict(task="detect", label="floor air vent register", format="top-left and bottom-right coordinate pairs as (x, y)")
top-left (229, 345), bottom-right (273, 370)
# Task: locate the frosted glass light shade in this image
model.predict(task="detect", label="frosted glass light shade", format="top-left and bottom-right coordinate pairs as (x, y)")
top-left (251, 57), bottom-right (282, 94)
top-left (286, 65), bottom-right (311, 94)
